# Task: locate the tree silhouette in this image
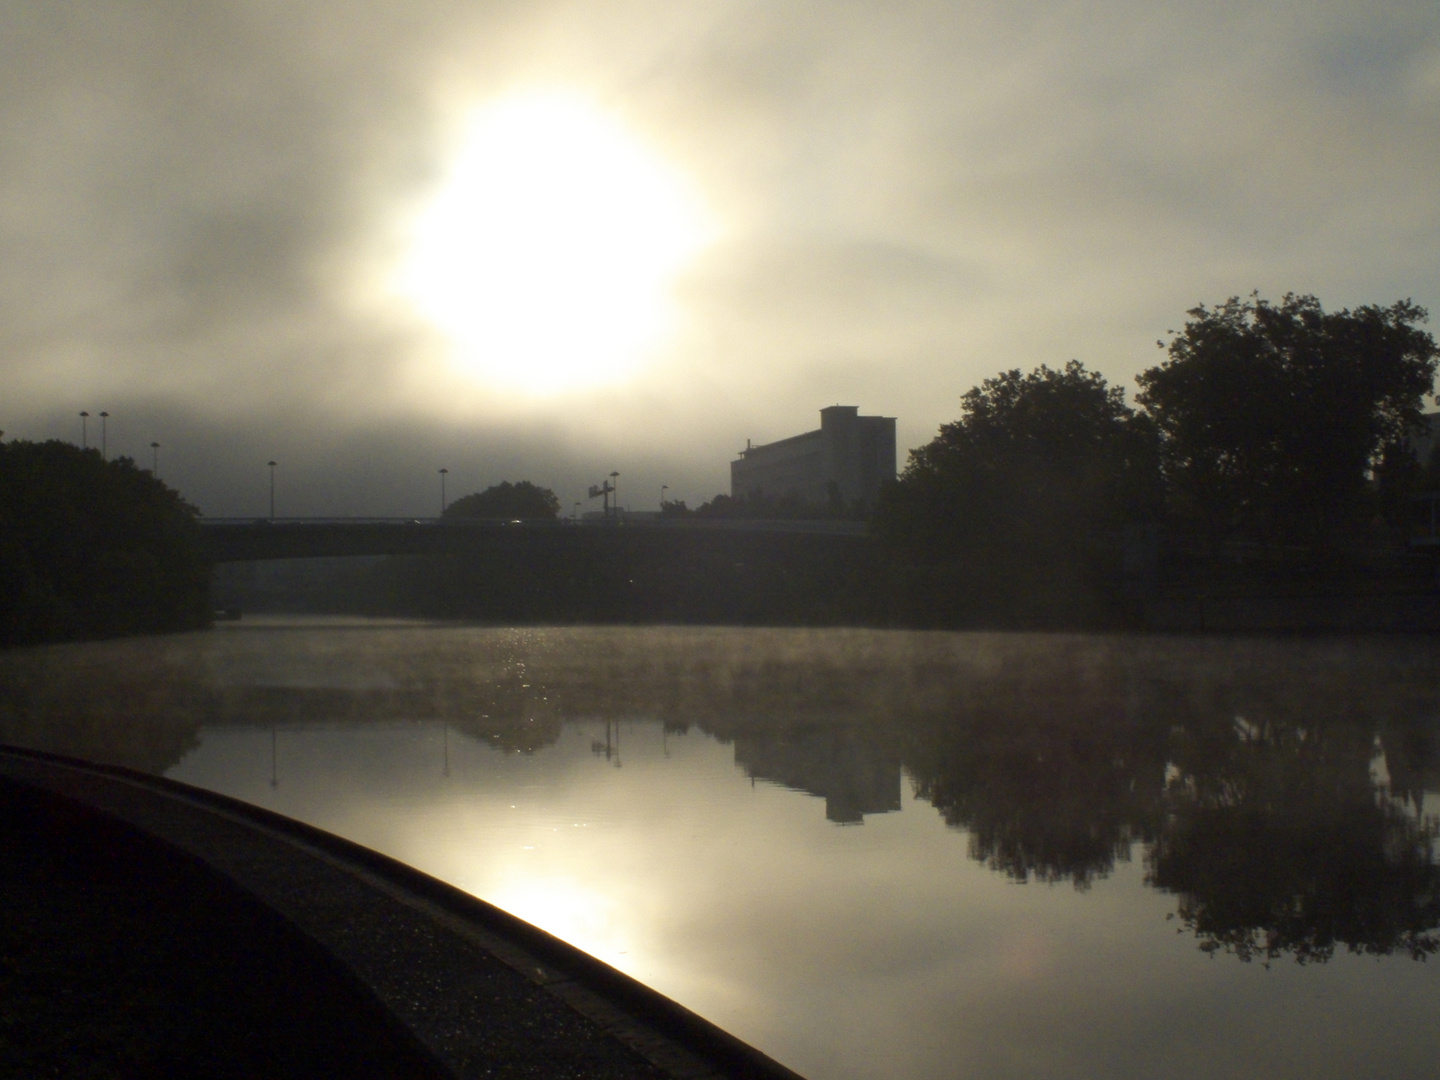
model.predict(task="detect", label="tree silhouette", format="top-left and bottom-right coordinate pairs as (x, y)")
top-left (874, 360), bottom-right (1160, 624)
top-left (0, 439), bottom-right (211, 645)
top-left (1136, 293), bottom-right (1438, 555)
top-left (442, 481), bottom-right (560, 521)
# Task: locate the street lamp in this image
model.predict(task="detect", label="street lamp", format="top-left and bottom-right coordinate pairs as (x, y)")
top-left (150, 442), bottom-right (160, 476)
top-left (267, 461), bottom-right (277, 519)
top-left (660, 483), bottom-right (668, 509)
top-left (79, 411), bottom-right (89, 449)
top-left (609, 471), bottom-right (620, 524)
top-left (439, 467), bottom-right (449, 515)
top-left (99, 411), bottom-right (109, 461)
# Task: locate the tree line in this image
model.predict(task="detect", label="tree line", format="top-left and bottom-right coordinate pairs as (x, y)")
top-left (873, 293), bottom-right (1440, 624)
top-left (7, 291), bottom-right (1436, 643)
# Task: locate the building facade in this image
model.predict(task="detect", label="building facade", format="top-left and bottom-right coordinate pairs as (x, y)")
top-left (731, 405), bottom-right (897, 509)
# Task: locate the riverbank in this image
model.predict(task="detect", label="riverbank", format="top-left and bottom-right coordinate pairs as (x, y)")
top-left (0, 774), bottom-right (450, 1079)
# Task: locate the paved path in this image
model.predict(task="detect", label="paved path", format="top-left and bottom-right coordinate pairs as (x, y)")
top-left (0, 748), bottom-right (806, 1080)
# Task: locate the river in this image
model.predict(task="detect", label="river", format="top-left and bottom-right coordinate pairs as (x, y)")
top-left (3, 617), bottom-right (1438, 1080)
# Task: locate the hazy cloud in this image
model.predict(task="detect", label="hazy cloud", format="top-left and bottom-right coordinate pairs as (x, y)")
top-left (3, 0), bottom-right (1437, 514)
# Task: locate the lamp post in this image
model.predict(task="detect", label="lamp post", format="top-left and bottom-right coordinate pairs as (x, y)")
top-left (267, 461), bottom-right (277, 520)
top-left (439, 467), bottom-right (449, 515)
top-left (150, 442), bottom-right (160, 476)
top-left (660, 484), bottom-right (668, 510)
top-left (609, 471), bottom-right (620, 524)
top-left (99, 411), bottom-right (109, 461)
top-left (79, 411), bottom-right (89, 449)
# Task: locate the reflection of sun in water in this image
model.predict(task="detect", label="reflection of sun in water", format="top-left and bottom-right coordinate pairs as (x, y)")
top-left (396, 93), bottom-right (715, 396)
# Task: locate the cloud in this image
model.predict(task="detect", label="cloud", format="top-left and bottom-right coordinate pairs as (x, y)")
top-left (2, 0), bottom-right (1438, 514)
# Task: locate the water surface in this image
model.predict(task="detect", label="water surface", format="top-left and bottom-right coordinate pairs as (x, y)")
top-left (4, 618), bottom-right (1438, 1080)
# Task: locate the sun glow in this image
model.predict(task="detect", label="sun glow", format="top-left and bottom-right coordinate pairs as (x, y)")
top-left (395, 93), bottom-right (715, 396)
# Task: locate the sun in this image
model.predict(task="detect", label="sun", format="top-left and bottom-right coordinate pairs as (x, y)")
top-left (394, 92), bottom-right (715, 396)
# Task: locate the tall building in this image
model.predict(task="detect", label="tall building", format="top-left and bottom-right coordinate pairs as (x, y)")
top-left (731, 405), bottom-right (896, 509)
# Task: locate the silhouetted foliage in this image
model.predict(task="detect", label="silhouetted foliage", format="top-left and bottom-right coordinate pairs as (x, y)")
top-left (873, 361), bottom-right (1160, 624)
top-left (442, 481), bottom-right (560, 521)
top-left (0, 439), bottom-right (211, 646)
top-left (1136, 293), bottom-right (1438, 554)
top-left (880, 360), bottom-right (1159, 559)
top-left (866, 294), bottom-right (1440, 626)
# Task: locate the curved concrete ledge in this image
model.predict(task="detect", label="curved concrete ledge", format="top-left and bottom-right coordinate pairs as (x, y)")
top-left (0, 745), bottom-right (807, 1080)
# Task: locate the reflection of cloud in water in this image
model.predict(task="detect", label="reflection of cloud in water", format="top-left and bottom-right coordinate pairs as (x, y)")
top-left (4, 621), bottom-right (1440, 963)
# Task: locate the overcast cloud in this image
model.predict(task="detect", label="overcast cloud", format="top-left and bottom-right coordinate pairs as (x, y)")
top-left (3, 0), bottom-right (1438, 516)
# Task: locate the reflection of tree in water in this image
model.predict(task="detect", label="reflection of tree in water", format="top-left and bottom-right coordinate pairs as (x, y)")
top-left (1149, 716), bottom-right (1440, 963)
top-left (0, 635), bottom-right (570, 767)
top-left (220, 660), bottom-right (565, 756)
top-left (902, 662), bottom-right (1169, 887)
top-left (1381, 715), bottom-right (1440, 818)
top-left (441, 667), bottom-right (563, 755)
top-left (907, 714), bottom-right (1165, 888)
top-left (0, 641), bottom-right (211, 774)
top-left (848, 636), bottom-right (1440, 960)
top-left (8, 625), bottom-right (1440, 962)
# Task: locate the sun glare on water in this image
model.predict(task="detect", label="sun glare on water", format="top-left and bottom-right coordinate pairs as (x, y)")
top-left (395, 93), bottom-right (715, 396)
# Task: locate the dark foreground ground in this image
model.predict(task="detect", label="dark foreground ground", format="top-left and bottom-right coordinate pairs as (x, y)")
top-left (0, 776), bottom-right (451, 1080)
top-left (0, 753), bottom-right (801, 1080)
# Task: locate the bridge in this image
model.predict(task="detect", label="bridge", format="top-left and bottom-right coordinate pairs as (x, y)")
top-left (199, 517), bottom-right (870, 563)
top-left (204, 517), bottom-right (881, 624)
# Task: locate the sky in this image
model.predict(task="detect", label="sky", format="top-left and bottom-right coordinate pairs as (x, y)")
top-left (3, 0), bottom-right (1439, 517)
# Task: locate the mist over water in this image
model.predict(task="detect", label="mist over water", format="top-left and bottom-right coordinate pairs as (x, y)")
top-left (3, 619), bottom-right (1439, 1080)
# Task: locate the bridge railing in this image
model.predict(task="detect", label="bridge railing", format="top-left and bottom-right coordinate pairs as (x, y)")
top-left (198, 517), bottom-right (870, 536)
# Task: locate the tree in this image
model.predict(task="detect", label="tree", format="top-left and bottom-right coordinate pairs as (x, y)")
top-left (0, 439), bottom-right (211, 645)
top-left (873, 361), bottom-right (1159, 625)
top-left (1135, 293), bottom-right (1438, 552)
top-left (877, 360), bottom-right (1160, 564)
top-left (442, 481), bottom-right (560, 521)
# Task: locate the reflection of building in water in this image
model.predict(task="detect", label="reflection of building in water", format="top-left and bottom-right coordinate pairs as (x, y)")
top-left (733, 728), bottom-right (901, 824)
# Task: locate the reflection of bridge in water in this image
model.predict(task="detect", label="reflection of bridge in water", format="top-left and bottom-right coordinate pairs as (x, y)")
top-left (200, 517), bottom-right (869, 562)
